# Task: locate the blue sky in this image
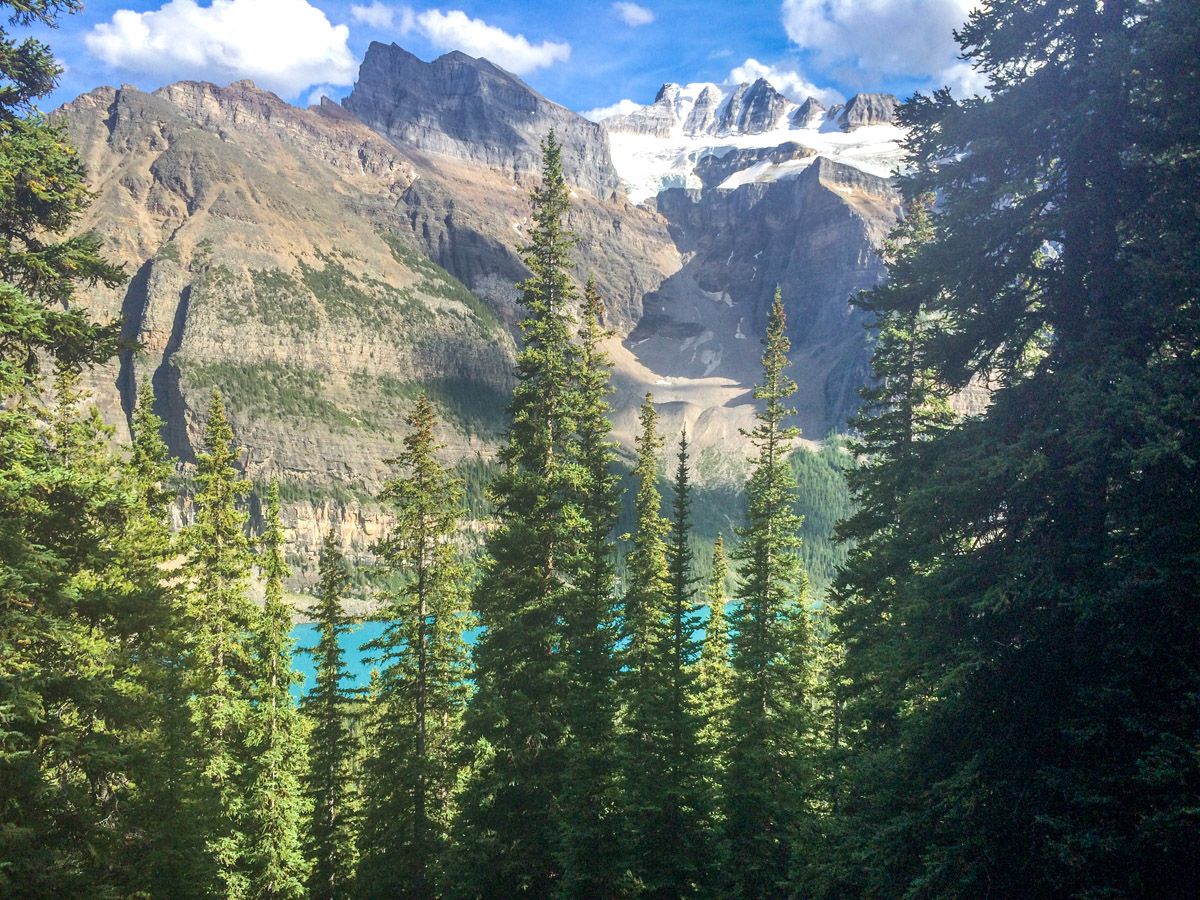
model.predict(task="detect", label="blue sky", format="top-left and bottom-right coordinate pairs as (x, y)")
top-left (32, 1), bottom-right (983, 116)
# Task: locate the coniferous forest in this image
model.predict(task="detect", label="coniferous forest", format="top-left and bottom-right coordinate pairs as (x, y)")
top-left (2, 1), bottom-right (1198, 897)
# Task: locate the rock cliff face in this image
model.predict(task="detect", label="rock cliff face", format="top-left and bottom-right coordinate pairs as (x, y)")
top-left (838, 93), bottom-right (899, 130)
top-left (644, 158), bottom-right (901, 436)
top-left (344, 42), bottom-right (621, 199)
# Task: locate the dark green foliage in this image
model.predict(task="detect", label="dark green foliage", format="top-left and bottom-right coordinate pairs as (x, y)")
top-left (245, 482), bottom-right (310, 898)
top-left (456, 132), bottom-right (584, 896)
top-left (696, 536), bottom-right (732, 774)
top-left (182, 392), bottom-right (259, 896)
top-left (556, 278), bottom-right (627, 895)
top-left (621, 401), bottom-right (712, 896)
top-left (724, 290), bottom-right (813, 898)
top-left (304, 533), bottom-right (360, 900)
top-left (822, 2), bottom-right (1200, 896)
top-left (358, 396), bottom-right (472, 899)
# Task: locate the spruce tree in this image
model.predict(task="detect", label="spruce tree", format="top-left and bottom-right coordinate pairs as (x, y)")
top-left (822, 3), bottom-right (1200, 895)
top-left (124, 382), bottom-right (198, 896)
top-left (621, 397), bottom-right (710, 895)
top-left (456, 132), bottom-right (583, 895)
top-left (358, 396), bottom-right (471, 898)
top-left (724, 290), bottom-right (812, 898)
top-left (244, 481), bottom-right (310, 898)
top-left (304, 532), bottom-right (359, 900)
top-left (556, 278), bottom-right (627, 894)
top-left (696, 536), bottom-right (733, 795)
top-left (0, 2), bottom-right (136, 888)
top-left (184, 390), bottom-right (258, 898)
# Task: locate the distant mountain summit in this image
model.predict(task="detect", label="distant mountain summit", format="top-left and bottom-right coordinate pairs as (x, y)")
top-left (597, 80), bottom-right (903, 203)
top-left (344, 42), bottom-right (621, 199)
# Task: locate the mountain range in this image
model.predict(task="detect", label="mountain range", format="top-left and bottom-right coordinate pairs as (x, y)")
top-left (59, 41), bottom-right (907, 580)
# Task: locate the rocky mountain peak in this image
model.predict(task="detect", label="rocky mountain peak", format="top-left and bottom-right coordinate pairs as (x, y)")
top-left (792, 96), bottom-right (826, 128)
top-left (716, 78), bottom-right (791, 135)
top-left (343, 41), bottom-right (621, 198)
top-left (838, 92), bottom-right (899, 130)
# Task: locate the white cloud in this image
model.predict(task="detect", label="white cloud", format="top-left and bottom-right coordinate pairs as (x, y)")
top-left (304, 83), bottom-right (338, 106)
top-left (613, 2), bottom-right (655, 27)
top-left (939, 61), bottom-right (987, 97)
top-left (781, 0), bottom-right (973, 85)
top-left (85, 0), bottom-right (356, 97)
top-left (412, 9), bottom-right (569, 74)
top-left (351, 2), bottom-right (401, 29)
top-left (579, 98), bottom-right (642, 122)
top-left (729, 58), bottom-right (841, 106)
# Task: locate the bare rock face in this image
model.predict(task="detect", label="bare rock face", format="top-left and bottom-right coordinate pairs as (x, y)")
top-left (791, 96), bottom-right (827, 128)
top-left (716, 79), bottom-right (791, 135)
top-left (343, 42), bottom-right (621, 199)
top-left (604, 84), bottom-right (679, 137)
top-left (838, 92), bottom-right (899, 130)
top-left (645, 157), bottom-right (902, 435)
top-left (694, 142), bottom-right (817, 190)
top-left (683, 86), bottom-right (722, 136)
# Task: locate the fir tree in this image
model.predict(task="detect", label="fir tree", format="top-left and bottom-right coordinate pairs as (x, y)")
top-left (244, 481), bottom-right (310, 898)
top-left (724, 290), bottom-right (812, 898)
top-left (556, 278), bottom-right (627, 894)
top-left (456, 132), bottom-right (583, 896)
top-left (304, 533), bottom-right (359, 900)
top-left (184, 391), bottom-right (258, 898)
top-left (358, 396), bottom-right (471, 899)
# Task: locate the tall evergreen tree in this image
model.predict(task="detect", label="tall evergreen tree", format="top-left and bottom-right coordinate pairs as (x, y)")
top-left (724, 289), bottom-right (813, 898)
top-left (622, 398), bottom-right (710, 895)
top-left (0, 2), bottom-right (135, 890)
top-left (124, 381), bottom-right (196, 896)
top-left (244, 481), bottom-right (310, 898)
top-left (456, 132), bottom-right (583, 896)
top-left (183, 391), bottom-right (258, 898)
top-left (304, 533), bottom-right (359, 900)
top-left (358, 396), bottom-right (471, 899)
top-left (823, 2), bottom-right (1200, 895)
top-left (696, 535), bottom-right (733, 763)
top-left (556, 278), bottom-right (627, 894)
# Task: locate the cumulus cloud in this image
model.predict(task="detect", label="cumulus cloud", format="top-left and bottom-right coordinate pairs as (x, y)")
top-left (351, 2), bottom-right (406, 29)
top-left (579, 98), bottom-right (642, 122)
top-left (729, 58), bottom-right (841, 106)
top-left (613, 2), bottom-right (655, 27)
top-left (85, 0), bottom-right (356, 97)
top-left (781, 0), bottom-right (974, 87)
top-left (407, 9), bottom-right (569, 74)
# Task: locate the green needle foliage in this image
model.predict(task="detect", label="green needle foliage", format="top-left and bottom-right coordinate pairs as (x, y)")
top-left (245, 481), bottom-right (310, 899)
top-left (358, 396), bottom-right (472, 899)
top-left (622, 396), bottom-right (710, 894)
top-left (696, 536), bottom-right (733, 777)
top-left (724, 289), bottom-right (813, 898)
top-left (820, 2), bottom-right (1200, 895)
top-left (456, 131), bottom-right (584, 896)
top-left (183, 391), bottom-right (259, 898)
top-left (556, 277), bottom-right (627, 895)
top-left (304, 533), bottom-right (360, 900)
